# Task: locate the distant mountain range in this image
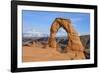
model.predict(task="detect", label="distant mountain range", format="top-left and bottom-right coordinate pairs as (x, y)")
top-left (23, 32), bottom-right (49, 38)
top-left (23, 34), bottom-right (90, 49)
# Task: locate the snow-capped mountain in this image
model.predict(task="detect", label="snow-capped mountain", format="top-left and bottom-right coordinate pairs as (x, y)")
top-left (23, 29), bottom-right (49, 38)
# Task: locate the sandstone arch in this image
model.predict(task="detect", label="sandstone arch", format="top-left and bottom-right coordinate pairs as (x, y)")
top-left (48, 18), bottom-right (85, 52)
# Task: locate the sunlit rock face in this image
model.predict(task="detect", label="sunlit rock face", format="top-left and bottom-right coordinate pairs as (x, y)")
top-left (48, 18), bottom-right (85, 59)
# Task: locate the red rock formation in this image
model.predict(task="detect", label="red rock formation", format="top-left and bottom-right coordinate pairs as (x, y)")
top-left (48, 18), bottom-right (85, 59)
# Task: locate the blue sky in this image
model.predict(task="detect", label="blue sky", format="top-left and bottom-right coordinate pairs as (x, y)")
top-left (22, 10), bottom-right (90, 37)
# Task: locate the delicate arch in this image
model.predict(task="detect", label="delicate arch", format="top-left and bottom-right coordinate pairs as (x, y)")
top-left (48, 18), bottom-right (84, 52)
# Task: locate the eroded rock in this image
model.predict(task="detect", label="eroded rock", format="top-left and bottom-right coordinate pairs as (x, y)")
top-left (48, 18), bottom-right (85, 59)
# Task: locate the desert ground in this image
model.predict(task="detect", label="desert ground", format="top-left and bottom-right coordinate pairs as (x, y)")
top-left (22, 35), bottom-right (90, 62)
top-left (22, 43), bottom-right (85, 62)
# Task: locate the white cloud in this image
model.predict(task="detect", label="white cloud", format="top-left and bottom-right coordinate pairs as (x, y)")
top-left (58, 27), bottom-right (66, 33)
top-left (56, 28), bottom-right (67, 37)
top-left (71, 17), bottom-right (83, 23)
